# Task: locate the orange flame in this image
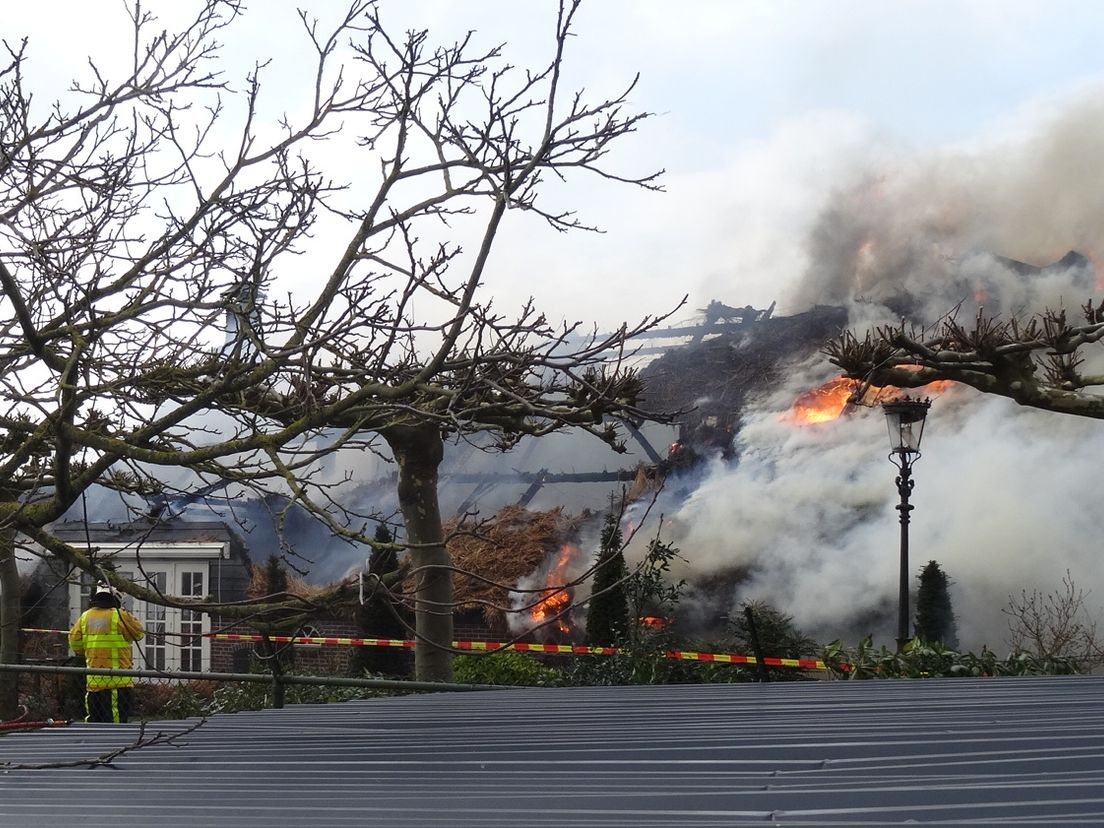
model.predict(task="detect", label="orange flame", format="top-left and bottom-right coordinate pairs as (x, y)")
top-left (530, 542), bottom-right (578, 635)
top-left (786, 373), bottom-right (955, 425)
top-left (786, 377), bottom-right (860, 424)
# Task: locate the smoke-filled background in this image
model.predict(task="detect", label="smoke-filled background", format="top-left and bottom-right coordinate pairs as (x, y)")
top-left (657, 89), bottom-right (1104, 651)
top-left (13, 1), bottom-right (1104, 650)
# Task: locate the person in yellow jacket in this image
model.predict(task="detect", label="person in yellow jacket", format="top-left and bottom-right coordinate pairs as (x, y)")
top-left (69, 583), bottom-right (145, 723)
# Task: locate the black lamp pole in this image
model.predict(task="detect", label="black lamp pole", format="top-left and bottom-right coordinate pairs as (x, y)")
top-left (892, 453), bottom-right (915, 650)
top-left (882, 397), bottom-right (931, 651)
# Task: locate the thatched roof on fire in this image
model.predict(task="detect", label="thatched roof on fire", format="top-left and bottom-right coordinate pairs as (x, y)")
top-left (235, 506), bottom-right (592, 631)
top-left (447, 504), bottom-right (588, 628)
top-left (640, 304), bottom-right (849, 422)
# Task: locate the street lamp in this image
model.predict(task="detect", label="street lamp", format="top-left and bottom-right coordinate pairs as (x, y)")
top-left (882, 396), bottom-right (931, 650)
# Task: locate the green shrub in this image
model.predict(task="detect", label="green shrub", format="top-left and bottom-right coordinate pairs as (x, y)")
top-left (203, 677), bottom-right (392, 714)
top-left (558, 649), bottom-right (757, 686)
top-left (823, 636), bottom-right (1084, 679)
top-left (205, 681), bottom-right (270, 714)
top-left (157, 682), bottom-right (216, 719)
top-left (453, 651), bottom-right (560, 687)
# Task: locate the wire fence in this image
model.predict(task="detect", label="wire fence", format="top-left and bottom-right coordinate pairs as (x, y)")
top-left (10, 627), bottom-right (427, 724)
top-left (5, 626), bottom-right (828, 725)
top-left (0, 662), bottom-right (497, 729)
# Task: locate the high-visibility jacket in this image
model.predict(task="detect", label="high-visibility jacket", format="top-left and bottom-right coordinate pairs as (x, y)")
top-left (69, 607), bottom-right (145, 690)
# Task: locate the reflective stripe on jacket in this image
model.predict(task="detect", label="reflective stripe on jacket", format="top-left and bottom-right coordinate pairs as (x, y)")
top-left (69, 607), bottom-right (145, 689)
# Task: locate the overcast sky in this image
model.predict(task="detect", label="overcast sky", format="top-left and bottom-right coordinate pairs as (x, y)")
top-left (11, 1), bottom-right (1104, 331)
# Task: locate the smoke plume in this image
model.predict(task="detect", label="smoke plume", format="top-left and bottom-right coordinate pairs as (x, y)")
top-left (653, 89), bottom-right (1104, 652)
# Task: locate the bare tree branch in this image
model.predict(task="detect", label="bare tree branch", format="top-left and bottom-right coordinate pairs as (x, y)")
top-left (1, 718), bottom-right (206, 770)
top-left (825, 303), bottom-right (1104, 417)
top-left (1, 1), bottom-right (677, 682)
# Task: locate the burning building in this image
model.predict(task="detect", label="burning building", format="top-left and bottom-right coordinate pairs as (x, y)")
top-left (647, 248), bottom-right (1104, 651)
top-left (30, 250), bottom-right (1104, 656)
top-left (445, 505), bottom-right (589, 643)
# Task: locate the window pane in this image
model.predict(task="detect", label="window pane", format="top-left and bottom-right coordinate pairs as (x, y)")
top-left (180, 570), bottom-right (205, 672)
top-left (78, 572), bottom-right (94, 611)
top-left (143, 572), bottom-right (167, 672)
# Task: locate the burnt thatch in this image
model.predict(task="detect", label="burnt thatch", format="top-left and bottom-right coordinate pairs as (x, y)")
top-left (640, 304), bottom-right (849, 427)
top-left (245, 564), bottom-right (325, 601)
top-left (232, 507), bottom-right (588, 633)
top-left (447, 505), bottom-right (587, 629)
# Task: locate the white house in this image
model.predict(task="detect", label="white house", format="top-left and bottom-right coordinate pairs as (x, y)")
top-left (47, 520), bottom-right (252, 673)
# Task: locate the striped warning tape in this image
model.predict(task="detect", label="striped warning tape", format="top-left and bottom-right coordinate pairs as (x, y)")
top-left (455, 640), bottom-right (618, 657)
top-left (212, 632), bottom-right (413, 649)
top-left (24, 628), bottom-right (831, 670)
top-left (665, 649), bottom-right (826, 670)
top-left (209, 633), bottom-right (623, 656)
top-left (208, 633), bottom-right (830, 669)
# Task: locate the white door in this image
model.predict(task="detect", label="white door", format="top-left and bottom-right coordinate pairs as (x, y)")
top-left (130, 564), bottom-right (210, 672)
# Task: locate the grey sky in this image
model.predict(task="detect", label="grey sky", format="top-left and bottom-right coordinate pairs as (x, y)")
top-left (10, 1), bottom-right (1104, 330)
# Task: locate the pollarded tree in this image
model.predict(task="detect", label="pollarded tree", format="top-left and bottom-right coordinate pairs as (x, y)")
top-left (0, 0), bottom-right (678, 691)
top-left (914, 560), bottom-right (959, 649)
top-left (825, 303), bottom-right (1104, 417)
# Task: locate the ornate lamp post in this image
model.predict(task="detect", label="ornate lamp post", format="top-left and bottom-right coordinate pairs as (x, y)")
top-left (882, 396), bottom-right (931, 650)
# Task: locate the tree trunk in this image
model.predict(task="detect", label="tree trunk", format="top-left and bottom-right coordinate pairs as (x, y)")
top-left (0, 527), bottom-right (20, 720)
top-left (384, 424), bottom-right (452, 683)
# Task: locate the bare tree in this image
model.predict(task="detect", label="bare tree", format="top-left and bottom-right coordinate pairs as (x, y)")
top-left (825, 302), bottom-right (1104, 417)
top-left (1003, 570), bottom-right (1103, 667)
top-left (0, 528), bottom-right (16, 715)
top-left (0, 0), bottom-right (678, 692)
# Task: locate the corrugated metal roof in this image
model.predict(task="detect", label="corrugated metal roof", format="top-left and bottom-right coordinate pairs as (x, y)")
top-left (3, 675), bottom-right (1103, 826)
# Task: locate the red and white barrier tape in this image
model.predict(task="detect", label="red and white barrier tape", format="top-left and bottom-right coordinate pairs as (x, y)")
top-left (23, 628), bottom-right (831, 670)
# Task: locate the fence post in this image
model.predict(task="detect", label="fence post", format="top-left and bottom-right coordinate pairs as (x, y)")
top-left (744, 606), bottom-right (770, 683)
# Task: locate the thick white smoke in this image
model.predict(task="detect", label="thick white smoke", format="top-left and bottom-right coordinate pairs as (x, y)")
top-left (647, 89), bottom-right (1104, 652)
top-left (660, 372), bottom-right (1104, 651)
top-left (789, 90), bottom-right (1104, 319)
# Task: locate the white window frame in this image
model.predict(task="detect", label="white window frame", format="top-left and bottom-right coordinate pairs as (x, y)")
top-left (68, 540), bottom-right (229, 674)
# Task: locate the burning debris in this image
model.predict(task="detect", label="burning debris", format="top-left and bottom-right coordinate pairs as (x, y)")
top-left (528, 542), bottom-right (580, 637)
top-left (701, 300), bottom-right (776, 326)
top-left (642, 302), bottom-right (849, 458)
top-left (785, 377), bottom-right (864, 424)
top-left (784, 375), bottom-right (957, 425)
top-left (446, 505), bottom-right (588, 638)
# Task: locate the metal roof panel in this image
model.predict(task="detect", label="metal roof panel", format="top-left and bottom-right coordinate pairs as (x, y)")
top-left (2, 676), bottom-right (1103, 826)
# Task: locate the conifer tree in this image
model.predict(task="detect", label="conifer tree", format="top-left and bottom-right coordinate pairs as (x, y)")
top-left (915, 560), bottom-right (959, 648)
top-left (585, 510), bottom-right (630, 647)
top-left (258, 555), bottom-right (294, 707)
top-left (352, 523), bottom-right (411, 678)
